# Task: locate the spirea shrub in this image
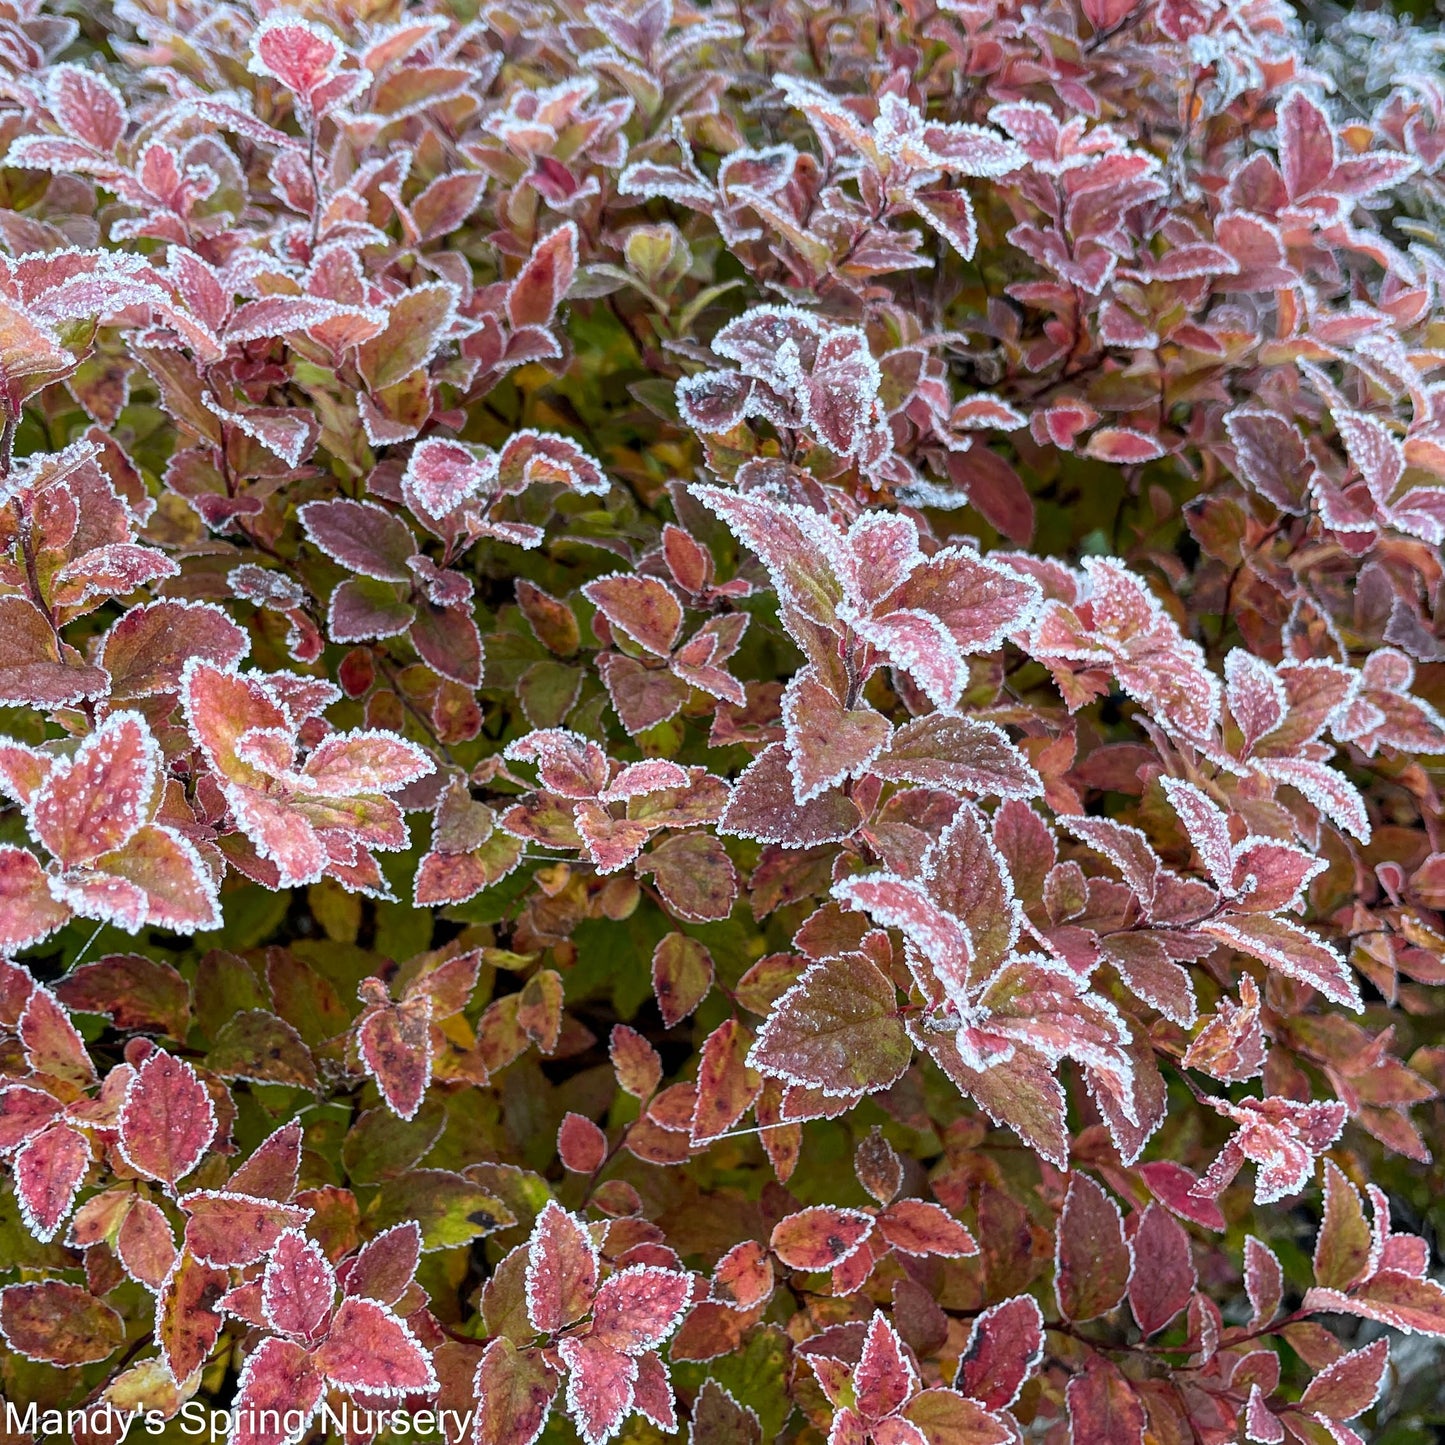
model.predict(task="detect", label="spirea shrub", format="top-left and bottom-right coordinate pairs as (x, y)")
top-left (2, 0), bottom-right (1445, 1440)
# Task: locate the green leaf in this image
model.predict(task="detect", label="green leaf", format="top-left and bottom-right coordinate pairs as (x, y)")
top-left (369, 1169), bottom-right (515, 1250)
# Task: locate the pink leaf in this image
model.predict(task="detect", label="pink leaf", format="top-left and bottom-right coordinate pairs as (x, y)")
top-left (312, 1297), bottom-right (437, 1396)
top-left (344, 1221), bottom-right (422, 1307)
top-left (118, 1050), bottom-right (217, 1186)
top-left (508, 224), bottom-right (578, 329)
top-left (358, 994), bottom-right (434, 1121)
top-left (261, 1228), bottom-right (335, 1338)
top-left (181, 1191), bottom-right (312, 1267)
top-left (1243, 1236), bottom-right (1284, 1328)
top-left (583, 573), bottom-right (683, 656)
top-left (1084, 427), bottom-right (1164, 463)
top-left (249, 17), bottom-right (343, 98)
top-left (853, 1312), bottom-right (918, 1422)
top-left (1298, 1338), bottom-right (1389, 1420)
top-left (30, 711), bottom-right (159, 870)
top-left (14, 1124), bottom-right (88, 1242)
top-left (300, 498), bottom-right (416, 582)
top-left (473, 1337), bottom-right (558, 1445)
top-left (47, 64), bottom-right (127, 151)
top-left (230, 1337), bottom-right (326, 1445)
top-left (558, 1336), bottom-right (636, 1445)
top-left (525, 1201), bottom-right (598, 1334)
top-left (589, 1265), bottom-right (692, 1353)
top-left (748, 952), bottom-right (911, 1097)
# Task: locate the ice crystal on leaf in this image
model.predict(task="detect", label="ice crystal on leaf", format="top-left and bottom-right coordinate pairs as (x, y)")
top-left (0, 0), bottom-right (1439, 1439)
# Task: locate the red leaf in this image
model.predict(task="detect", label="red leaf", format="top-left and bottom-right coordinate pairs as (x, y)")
top-left (0, 1082), bottom-right (61, 1153)
top-left (720, 742), bottom-right (862, 848)
top-left (781, 666), bottom-right (891, 803)
top-left (231, 1337), bottom-right (326, 1445)
top-left (262, 1228), bottom-right (335, 1338)
top-left (872, 713), bottom-right (1041, 800)
top-left (748, 952), bottom-right (910, 1097)
top-left (473, 1337), bottom-right (558, 1445)
top-left (20, 985), bottom-right (97, 1086)
top-left (508, 224), bottom-right (578, 329)
top-left (181, 1191), bottom-right (312, 1267)
top-left (116, 1196), bottom-right (176, 1289)
top-left (1201, 914), bottom-right (1361, 1011)
top-left (956, 1295), bottom-right (1044, 1411)
top-left (1084, 427), bottom-right (1164, 463)
top-left (558, 1336), bottom-right (636, 1445)
top-left (249, 17), bottom-right (342, 97)
top-left (1278, 89), bottom-right (1335, 200)
top-left (47, 64), bottom-right (127, 151)
top-left (300, 498), bottom-right (416, 582)
top-left (30, 710), bottom-right (159, 870)
top-left (583, 573), bottom-right (683, 656)
top-left (771, 1206), bottom-right (874, 1271)
top-left (344, 1220), bottom-right (422, 1306)
top-left (589, 1264), bottom-right (692, 1352)
top-left (945, 445), bottom-right (1034, 545)
top-left (158, 1250), bottom-right (228, 1381)
top-left (1313, 1161), bottom-right (1372, 1292)
top-left (1127, 1204), bottom-right (1196, 1336)
top-left (558, 1112), bottom-right (608, 1173)
top-left (855, 1312), bottom-right (917, 1421)
top-left (691, 1019), bottom-right (760, 1143)
top-left (524, 1201), bottom-right (598, 1334)
top-left (0, 594), bottom-right (107, 706)
top-left (1055, 1174), bottom-right (1130, 1322)
top-left (632, 1349), bottom-right (676, 1431)
top-left (1305, 1271), bottom-right (1445, 1336)
top-left (651, 932), bottom-right (714, 1028)
top-left (1298, 1338), bottom-right (1389, 1420)
top-left (55, 952), bottom-right (191, 1039)
top-left (610, 1024), bottom-right (662, 1099)
top-left (228, 1122), bottom-right (303, 1203)
top-left (711, 1240), bottom-right (774, 1311)
top-left (1183, 975), bottom-right (1266, 1084)
top-left (878, 1199), bottom-right (977, 1259)
top-left (1136, 1161), bottom-right (1225, 1231)
top-left (0, 847), bottom-right (70, 954)
top-left (358, 994), bottom-right (434, 1121)
top-left (118, 1050), bottom-right (217, 1186)
top-left (99, 599), bottom-right (247, 699)
top-left (313, 1297), bottom-right (437, 1395)
top-left (14, 1124), bottom-right (88, 1242)
top-left (1243, 1236), bottom-right (1284, 1328)
top-left (1065, 1358), bottom-right (1145, 1445)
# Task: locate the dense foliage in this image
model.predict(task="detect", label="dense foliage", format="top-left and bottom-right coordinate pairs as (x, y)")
top-left (1, 0), bottom-right (1445, 1440)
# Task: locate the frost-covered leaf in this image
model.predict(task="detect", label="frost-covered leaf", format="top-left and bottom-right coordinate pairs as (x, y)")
top-left (118, 1050), bottom-right (217, 1186)
top-left (525, 1201), bottom-right (598, 1334)
top-left (748, 952), bottom-right (910, 1097)
top-left (313, 1297), bottom-right (438, 1395)
top-left (1055, 1174), bottom-right (1130, 1322)
top-left (0, 1281), bottom-right (123, 1365)
top-left (770, 1206), bottom-right (873, 1270)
